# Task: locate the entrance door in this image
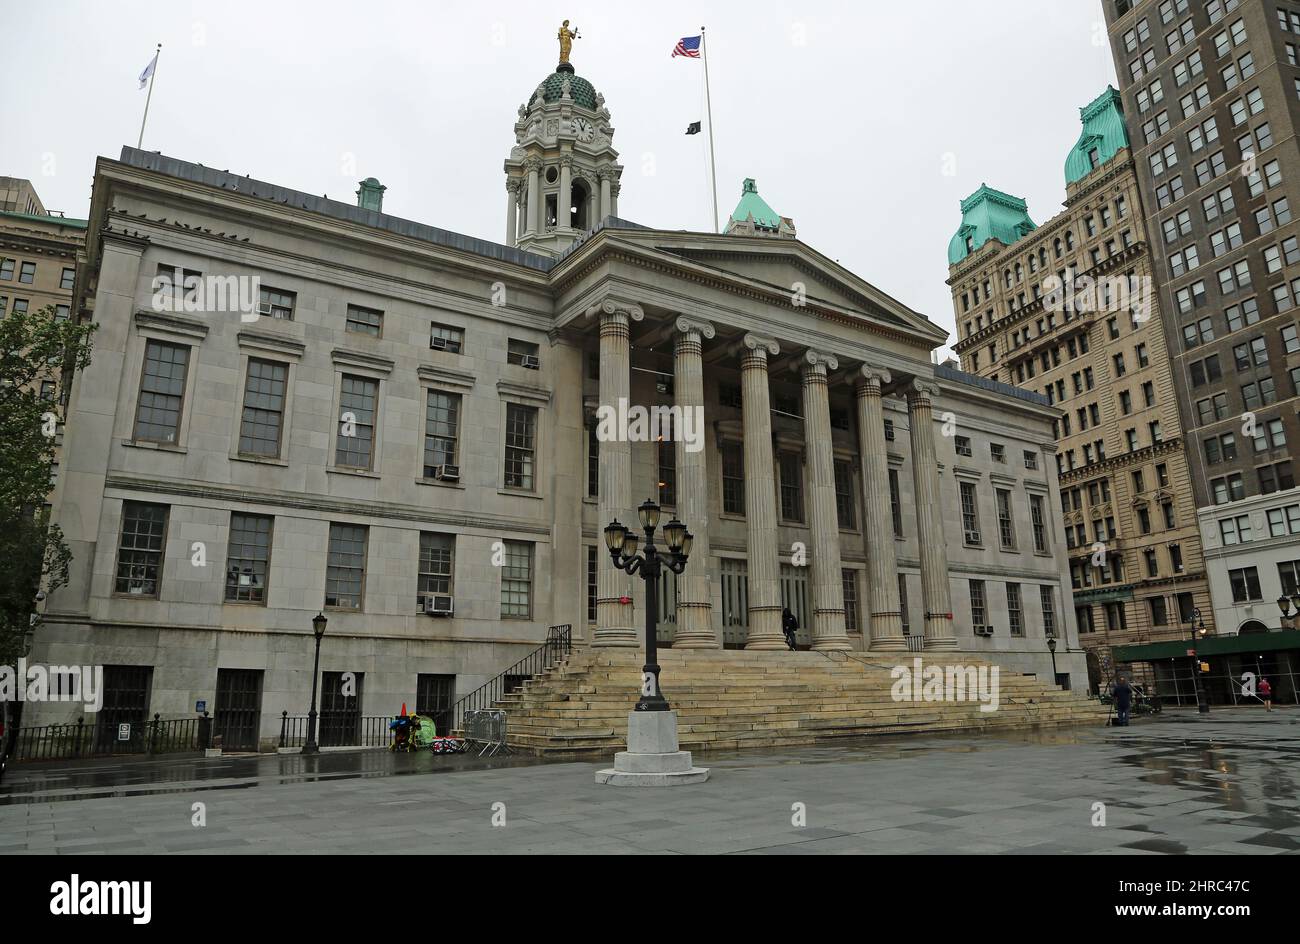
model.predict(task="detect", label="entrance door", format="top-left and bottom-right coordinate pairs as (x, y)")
top-left (720, 559), bottom-right (748, 647)
top-left (655, 567), bottom-right (679, 645)
top-left (319, 671), bottom-right (363, 746)
top-left (94, 665), bottom-right (153, 754)
top-left (780, 565), bottom-right (810, 648)
top-left (214, 669), bottom-right (263, 751)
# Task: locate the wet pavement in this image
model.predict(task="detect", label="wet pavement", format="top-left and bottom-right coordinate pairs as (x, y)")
top-left (1, 709), bottom-right (1297, 854)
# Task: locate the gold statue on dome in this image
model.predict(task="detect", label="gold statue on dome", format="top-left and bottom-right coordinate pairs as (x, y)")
top-left (557, 20), bottom-right (580, 64)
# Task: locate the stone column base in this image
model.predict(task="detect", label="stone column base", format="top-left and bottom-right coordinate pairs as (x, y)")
top-left (595, 711), bottom-right (710, 786)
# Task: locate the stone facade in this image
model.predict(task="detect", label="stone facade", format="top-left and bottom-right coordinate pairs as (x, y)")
top-left (949, 120), bottom-right (1211, 691)
top-left (32, 64), bottom-right (1086, 748)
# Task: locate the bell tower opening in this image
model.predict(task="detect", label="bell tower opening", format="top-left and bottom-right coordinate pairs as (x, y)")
top-left (571, 177), bottom-right (590, 230)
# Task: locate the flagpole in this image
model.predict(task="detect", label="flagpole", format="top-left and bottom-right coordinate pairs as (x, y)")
top-left (700, 26), bottom-right (719, 233)
top-left (137, 43), bottom-right (161, 150)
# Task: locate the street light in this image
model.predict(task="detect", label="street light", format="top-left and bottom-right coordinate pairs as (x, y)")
top-left (303, 611), bottom-right (328, 754)
top-left (606, 500), bottom-right (692, 712)
top-left (1186, 607), bottom-right (1209, 715)
top-left (1047, 635), bottom-right (1058, 683)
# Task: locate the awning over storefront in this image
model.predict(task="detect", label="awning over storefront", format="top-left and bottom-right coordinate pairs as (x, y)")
top-left (1114, 628), bottom-right (1300, 662)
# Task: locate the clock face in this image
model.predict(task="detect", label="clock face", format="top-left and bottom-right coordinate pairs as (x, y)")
top-left (573, 118), bottom-right (595, 143)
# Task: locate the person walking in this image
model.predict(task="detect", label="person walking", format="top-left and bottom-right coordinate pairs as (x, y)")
top-left (1112, 675), bottom-right (1133, 727)
top-left (1259, 677), bottom-right (1273, 712)
top-left (781, 607), bottom-right (799, 651)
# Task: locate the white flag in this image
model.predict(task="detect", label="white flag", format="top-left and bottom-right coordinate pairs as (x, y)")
top-left (138, 51), bottom-right (158, 90)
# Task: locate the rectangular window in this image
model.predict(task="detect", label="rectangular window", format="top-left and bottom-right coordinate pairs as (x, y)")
top-left (834, 459), bottom-right (856, 529)
top-left (657, 414), bottom-right (676, 506)
top-left (1229, 566), bottom-right (1261, 603)
top-left (325, 523), bottom-right (367, 609)
top-left (587, 546), bottom-right (598, 623)
top-left (899, 574), bottom-right (910, 635)
top-left (430, 323), bottom-right (464, 353)
top-left (423, 390), bottom-right (461, 476)
top-left (501, 541), bottom-right (533, 618)
top-left (955, 436), bottom-right (972, 457)
top-left (842, 570), bottom-right (859, 633)
top-left (722, 443), bottom-right (744, 514)
top-left (115, 501), bottom-right (169, 597)
top-left (345, 304), bottom-right (383, 337)
top-left (1040, 586), bottom-right (1057, 637)
top-left (507, 338), bottom-right (541, 369)
top-left (996, 488), bottom-right (1016, 550)
top-left (960, 481), bottom-right (981, 544)
top-left (779, 452), bottom-right (804, 523)
top-left (418, 532), bottom-right (454, 598)
top-left (133, 340), bottom-right (190, 444)
top-left (238, 358), bottom-right (288, 457)
top-left (504, 403), bottom-right (537, 490)
top-left (258, 286), bottom-right (295, 320)
top-left (18, 261), bottom-right (36, 283)
top-left (1030, 494), bottom-right (1048, 553)
top-left (969, 580), bottom-right (987, 627)
top-left (335, 374), bottom-right (378, 470)
top-left (889, 468), bottom-right (903, 537)
top-left (1007, 583), bottom-right (1024, 637)
top-left (60, 267), bottom-right (75, 290)
top-left (225, 513), bottom-right (272, 604)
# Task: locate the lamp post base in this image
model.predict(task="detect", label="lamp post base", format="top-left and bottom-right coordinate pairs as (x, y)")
top-left (595, 710), bottom-right (709, 786)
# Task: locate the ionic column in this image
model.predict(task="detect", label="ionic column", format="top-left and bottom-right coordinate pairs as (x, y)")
top-left (505, 179), bottom-right (520, 245)
top-left (525, 158), bottom-right (542, 235)
top-left (558, 157), bottom-right (572, 229)
top-left (856, 366), bottom-right (905, 651)
top-left (906, 379), bottom-right (957, 651)
top-left (598, 169), bottom-right (612, 222)
top-left (800, 350), bottom-right (851, 651)
top-left (739, 333), bottom-right (786, 650)
top-left (672, 317), bottom-right (719, 648)
top-left (589, 299), bottom-right (644, 648)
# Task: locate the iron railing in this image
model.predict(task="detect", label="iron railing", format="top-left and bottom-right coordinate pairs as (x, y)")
top-left (451, 624), bottom-right (573, 731)
top-left (278, 712), bottom-right (395, 749)
top-left (12, 713), bottom-right (212, 762)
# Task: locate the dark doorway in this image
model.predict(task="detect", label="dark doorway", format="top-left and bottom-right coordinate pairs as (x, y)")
top-left (214, 669), bottom-right (263, 751)
top-left (95, 665), bottom-right (153, 754)
top-left (319, 671), bottom-right (363, 746)
top-left (417, 674), bottom-right (456, 738)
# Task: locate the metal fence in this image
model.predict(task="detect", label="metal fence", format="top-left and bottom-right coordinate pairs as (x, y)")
top-left (450, 624), bottom-right (573, 731)
top-left (12, 713), bottom-right (211, 762)
top-left (278, 712), bottom-right (395, 749)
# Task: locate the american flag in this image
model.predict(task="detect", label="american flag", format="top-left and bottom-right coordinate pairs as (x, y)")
top-left (672, 35), bottom-right (701, 58)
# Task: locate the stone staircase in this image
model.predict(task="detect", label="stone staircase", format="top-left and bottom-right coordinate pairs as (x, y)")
top-left (494, 648), bottom-right (1109, 754)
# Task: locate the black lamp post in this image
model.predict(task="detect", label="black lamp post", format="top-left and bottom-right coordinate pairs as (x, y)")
top-left (1186, 607), bottom-right (1209, 715)
top-left (604, 499), bottom-right (692, 712)
top-left (1047, 635), bottom-right (1058, 682)
top-left (303, 611), bottom-right (328, 754)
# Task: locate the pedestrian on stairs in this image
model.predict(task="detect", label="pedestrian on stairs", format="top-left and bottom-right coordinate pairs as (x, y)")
top-left (782, 607), bottom-right (799, 651)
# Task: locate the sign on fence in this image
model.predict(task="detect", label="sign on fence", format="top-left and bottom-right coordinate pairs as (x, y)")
top-left (462, 709), bottom-right (510, 756)
top-left (117, 723), bottom-right (131, 741)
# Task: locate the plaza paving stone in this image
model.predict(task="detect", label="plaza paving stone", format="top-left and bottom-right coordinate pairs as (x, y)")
top-left (0, 709), bottom-right (1296, 854)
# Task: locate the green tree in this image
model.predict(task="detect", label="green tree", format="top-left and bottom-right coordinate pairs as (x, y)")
top-left (0, 303), bottom-right (94, 665)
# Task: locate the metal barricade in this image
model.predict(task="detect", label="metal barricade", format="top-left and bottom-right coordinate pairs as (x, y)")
top-left (462, 708), bottom-right (511, 756)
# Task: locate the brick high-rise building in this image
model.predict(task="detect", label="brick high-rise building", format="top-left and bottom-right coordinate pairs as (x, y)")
top-left (1104, 0), bottom-right (1300, 651)
top-left (948, 88), bottom-right (1213, 692)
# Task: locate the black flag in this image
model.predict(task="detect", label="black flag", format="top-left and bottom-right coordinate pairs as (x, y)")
top-left (685, 121), bottom-right (701, 135)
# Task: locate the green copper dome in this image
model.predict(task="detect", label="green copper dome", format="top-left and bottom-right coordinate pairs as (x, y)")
top-left (533, 66), bottom-right (599, 110)
top-left (1065, 86), bottom-right (1130, 185)
top-left (948, 184), bottom-right (1036, 265)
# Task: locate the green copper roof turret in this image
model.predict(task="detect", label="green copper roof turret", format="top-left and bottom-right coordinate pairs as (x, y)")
top-left (947, 184), bottom-right (1036, 265)
top-left (730, 178), bottom-right (782, 230)
top-left (1064, 86), bottom-right (1130, 185)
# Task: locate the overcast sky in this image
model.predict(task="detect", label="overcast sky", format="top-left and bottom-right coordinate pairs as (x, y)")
top-left (2, 1), bottom-right (1117, 354)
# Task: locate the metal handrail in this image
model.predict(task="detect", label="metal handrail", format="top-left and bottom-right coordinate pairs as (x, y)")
top-left (451, 624), bottom-right (573, 731)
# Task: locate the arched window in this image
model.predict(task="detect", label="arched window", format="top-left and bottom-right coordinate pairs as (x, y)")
top-left (570, 177), bottom-right (591, 231)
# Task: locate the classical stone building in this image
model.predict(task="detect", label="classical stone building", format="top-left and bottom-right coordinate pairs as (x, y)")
top-left (33, 53), bottom-right (1086, 748)
top-left (948, 88), bottom-right (1212, 691)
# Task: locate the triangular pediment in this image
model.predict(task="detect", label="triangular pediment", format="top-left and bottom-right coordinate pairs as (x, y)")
top-left (581, 227), bottom-right (948, 346)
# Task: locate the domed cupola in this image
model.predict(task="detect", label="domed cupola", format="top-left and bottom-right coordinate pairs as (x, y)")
top-left (503, 22), bottom-right (624, 256)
